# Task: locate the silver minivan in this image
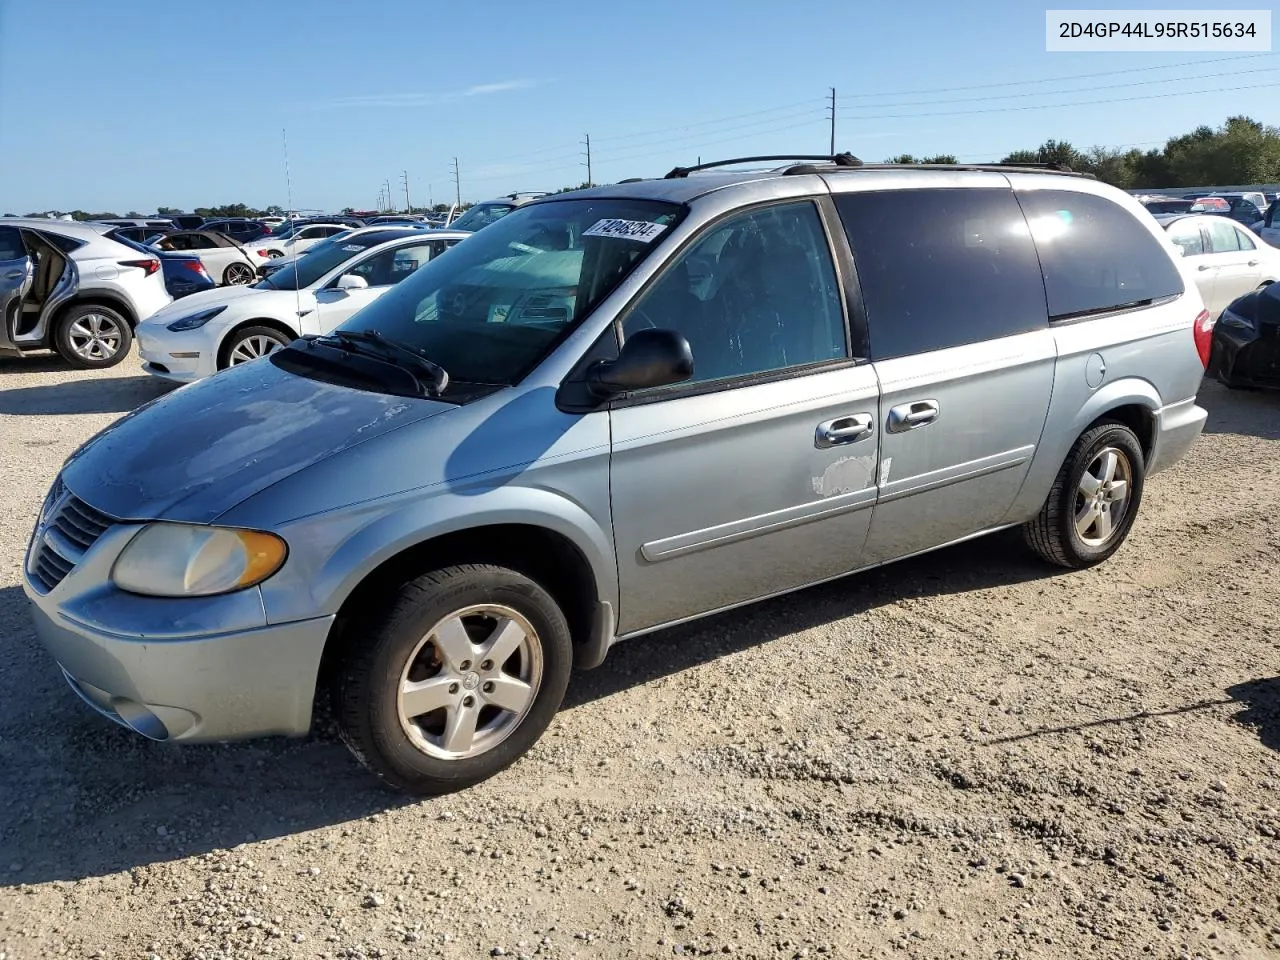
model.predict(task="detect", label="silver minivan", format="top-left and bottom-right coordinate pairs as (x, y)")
top-left (24, 157), bottom-right (1211, 794)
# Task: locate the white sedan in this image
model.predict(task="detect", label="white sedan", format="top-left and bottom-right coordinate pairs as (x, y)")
top-left (254, 222), bottom-right (353, 260)
top-left (1156, 214), bottom-right (1280, 316)
top-left (137, 229), bottom-right (467, 382)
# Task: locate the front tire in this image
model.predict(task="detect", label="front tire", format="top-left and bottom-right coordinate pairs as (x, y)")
top-left (54, 304), bottom-right (133, 369)
top-left (334, 564), bottom-right (573, 795)
top-left (1024, 421), bottom-right (1145, 569)
top-left (220, 325), bottom-right (292, 367)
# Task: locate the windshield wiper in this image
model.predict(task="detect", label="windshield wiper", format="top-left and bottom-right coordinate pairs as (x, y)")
top-left (325, 329), bottom-right (450, 397)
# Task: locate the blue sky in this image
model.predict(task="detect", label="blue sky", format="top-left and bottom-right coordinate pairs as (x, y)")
top-left (0, 0), bottom-right (1276, 213)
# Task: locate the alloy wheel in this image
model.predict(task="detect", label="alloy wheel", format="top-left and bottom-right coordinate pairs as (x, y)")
top-left (396, 604), bottom-right (544, 760)
top-left (67, 313), bottom-right (123, 362)
top-left (225, 263), bottom-right (255, 285)
top-left (228, 335), bottom-right (282, 364)
top-left (1075, 446), bottom-right (1133, 546)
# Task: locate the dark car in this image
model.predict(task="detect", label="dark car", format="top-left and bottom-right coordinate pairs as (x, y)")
top-left (200, 219), bottom-right (272, 243)
top-left (164, 215), bottom-right (207, 230)
top-left (112, 234), bottom-right (215, 300)
top-left (1211, 282), bottom-right (1280, 388)
top-left (1142, 198), bottom-right (1195, 215)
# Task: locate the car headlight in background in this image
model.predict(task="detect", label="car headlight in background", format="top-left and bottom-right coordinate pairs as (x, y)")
top-left (166, 305), bottom-right (228, 332)
top-left (112, 524), bottom-right (288, 597)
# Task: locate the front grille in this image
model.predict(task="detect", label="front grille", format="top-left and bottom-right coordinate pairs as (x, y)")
top-left (28, 485), bottom-right (115, 592)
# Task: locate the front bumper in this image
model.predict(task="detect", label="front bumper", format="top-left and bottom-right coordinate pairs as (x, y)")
top-left (136, 322), bottom-right (220, 383)
top-left (23, 496), bottom-right (333, 743)
top-left (30, 602), bottom-right (333, 741)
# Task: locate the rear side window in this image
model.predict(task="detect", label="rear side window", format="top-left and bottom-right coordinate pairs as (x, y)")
top-left (42, 232), bottom-right (85, 253)
top-left (834, 188), bottom-right (1047, 360)
top-left (0, 226), bottom-right (26, 260)
top-left (1019, 189), bottom-right (1184, 321)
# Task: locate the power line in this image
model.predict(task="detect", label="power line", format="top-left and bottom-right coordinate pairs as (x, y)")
top-left (598, 116), bottom-right (826, 168)
top-left (838, 51), bottom-right (1278, 99)
top-left (839, 64), bottom-right (1280, 113)
top-left (591, 97), bottom-right (823, 144)
top-left (836, 79), bottom-right (1280, 122)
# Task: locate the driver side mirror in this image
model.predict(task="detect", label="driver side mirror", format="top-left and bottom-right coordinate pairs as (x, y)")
top-left (336, 273), bottom-right (369, 291)
top-left (587, 328), bottom-right (693, 399)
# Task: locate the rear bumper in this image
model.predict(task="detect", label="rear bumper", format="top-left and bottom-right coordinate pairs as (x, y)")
top-left (1147, 397), bottom-right (1207, 476)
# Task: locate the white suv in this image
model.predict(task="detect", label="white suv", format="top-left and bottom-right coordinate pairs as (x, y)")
top-left (0, 219), bottom-right (171, 367)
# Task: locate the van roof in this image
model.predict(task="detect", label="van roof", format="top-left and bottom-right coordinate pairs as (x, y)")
top-left (529, 155), bottom-right (1100, 207)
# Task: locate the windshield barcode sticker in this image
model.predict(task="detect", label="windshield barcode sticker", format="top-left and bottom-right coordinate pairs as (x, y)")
top-left (583, 219), bottom-right (668, 242)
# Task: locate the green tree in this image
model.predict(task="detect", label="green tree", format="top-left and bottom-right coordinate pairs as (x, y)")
top-left (156, 206), bottom-right (185, 215)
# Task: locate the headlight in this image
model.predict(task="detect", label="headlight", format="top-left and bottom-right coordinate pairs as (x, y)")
top-left (112, 524), bottom-right (288, 597)
top-left (166, 305), bottom-right (227, 332)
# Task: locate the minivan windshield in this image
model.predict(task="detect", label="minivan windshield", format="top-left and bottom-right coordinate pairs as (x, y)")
top-left (327, 198), bottom-right (684, 389)
top-left (450, 202), bottom-right (516, 233)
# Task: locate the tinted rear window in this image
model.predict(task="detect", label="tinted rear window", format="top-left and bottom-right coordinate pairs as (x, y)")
top-left (1019, 190), bottom-right (1184, 321)
top-left (0, 225), bottom-right (24, 260)
top-left (835, 188), bottom-right (1048, 360)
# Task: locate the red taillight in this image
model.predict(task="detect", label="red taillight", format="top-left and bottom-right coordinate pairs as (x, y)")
top-left (121, 258), bottom-right (160, 277)
top-left (257, 250), bottom-right (270, 258)
top-left (182, 261), bottom-right (209, 278)
top-left (1192, 308), bottom-right (1214, 369)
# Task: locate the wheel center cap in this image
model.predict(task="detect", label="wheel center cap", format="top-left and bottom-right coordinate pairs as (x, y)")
top-left (462, 672), bottom-right (480, 691)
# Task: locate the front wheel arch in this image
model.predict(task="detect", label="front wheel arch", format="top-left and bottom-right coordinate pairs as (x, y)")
top-left (216, 317), bottom-right (298, 368)
top-left (316, 523), bottom-right (603, 697)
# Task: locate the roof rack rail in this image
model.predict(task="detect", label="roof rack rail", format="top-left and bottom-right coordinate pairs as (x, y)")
top-left (664, 153), bottom-right (862, 179)
top-left (778, 160), bottom-right (1093, 179)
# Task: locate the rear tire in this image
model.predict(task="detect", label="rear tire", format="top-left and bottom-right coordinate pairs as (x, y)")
top-left (334, 564), bottom-right (573, 795)
top-left (54, 304), bottom-right (133, 369)
top-left (1023, 421), bottom-right (1145, 569)
top-left (222, 262), bottom-right (255, 286)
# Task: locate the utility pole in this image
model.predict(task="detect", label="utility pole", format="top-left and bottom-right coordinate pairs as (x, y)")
top-left (582, 133), bottom-right (592, 187)
top-left (429, 183), bottom-right (434, 209)
top-left (828, 87), bottom-right (836, 155)
top-left (385, 179), bottom-right (394, 213)
top-left (452, 158), bottom-right (461, 208)
top-left (402, 170), bottom-right (411, 213)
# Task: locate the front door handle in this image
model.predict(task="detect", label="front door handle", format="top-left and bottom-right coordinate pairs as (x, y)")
top-left (815, 413), bottom-right (874, 448)
top-left (1248, 259), bottom-right (1260, 266)
top-left (2, 270), bottom-right (24, 280)
top-left (1197, 264), bottom-right (1213, 271)
top-left (887, 399), bottom-right (940, 433)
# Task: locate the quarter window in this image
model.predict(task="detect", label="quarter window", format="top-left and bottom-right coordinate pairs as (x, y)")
top-left (1019, 189), bottom-right (1184, 320)
top-left (835, 188), bottom-right (1047, 359)
top-left (620, 201), bottom-right (847, 385)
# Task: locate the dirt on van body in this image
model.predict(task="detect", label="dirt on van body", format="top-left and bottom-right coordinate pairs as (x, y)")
top-left (1, 355), bottom-right (1278, 960)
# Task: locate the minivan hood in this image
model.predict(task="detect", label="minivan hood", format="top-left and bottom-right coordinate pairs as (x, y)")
top-left (61, 360), bottom-right (454, 523)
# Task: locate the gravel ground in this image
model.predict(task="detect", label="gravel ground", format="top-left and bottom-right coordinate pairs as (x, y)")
top-left (1, 351), bottom-right (1278, 960)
